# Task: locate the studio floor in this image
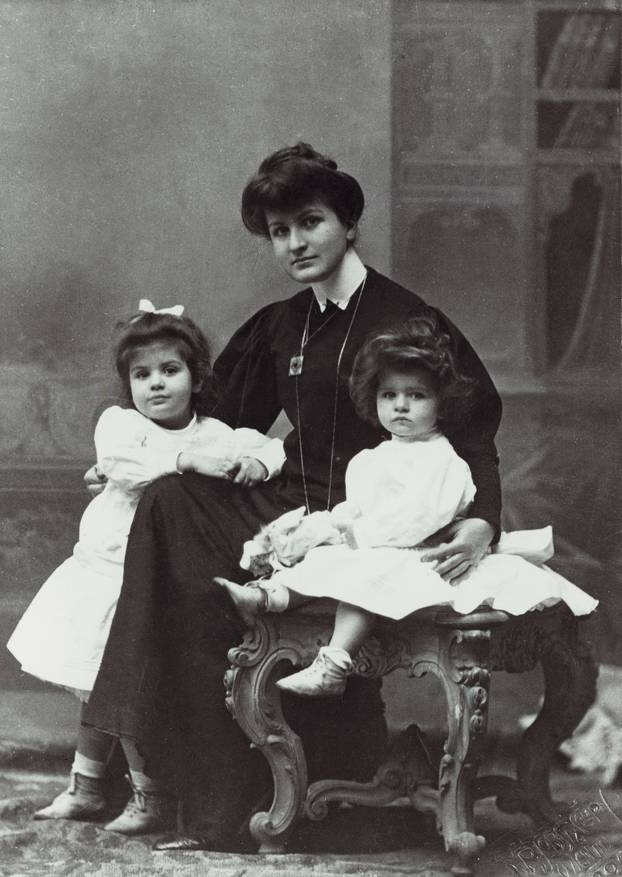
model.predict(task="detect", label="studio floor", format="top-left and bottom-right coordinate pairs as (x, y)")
top-left (0, 687), bottom-right (621, 877)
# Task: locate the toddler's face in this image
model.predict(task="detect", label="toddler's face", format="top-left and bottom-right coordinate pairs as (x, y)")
top-left (376, 367), bottom-right (440, 442)
top-left (128, 341), bottom-right (198, 429)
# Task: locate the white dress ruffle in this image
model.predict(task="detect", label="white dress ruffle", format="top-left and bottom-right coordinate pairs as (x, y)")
top-left (268, 437), bottom-right (598, 621)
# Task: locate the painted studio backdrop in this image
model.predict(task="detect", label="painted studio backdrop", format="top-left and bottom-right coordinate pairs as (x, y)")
top-left (0, 0), bottom-right (620, 718)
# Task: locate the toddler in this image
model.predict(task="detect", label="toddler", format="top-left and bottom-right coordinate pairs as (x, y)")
top-left (217, 315), bottom-right (597, 696)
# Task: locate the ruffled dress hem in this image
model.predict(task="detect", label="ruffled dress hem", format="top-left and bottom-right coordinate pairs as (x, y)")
top-left (270, 545), bottom-right (598, 621)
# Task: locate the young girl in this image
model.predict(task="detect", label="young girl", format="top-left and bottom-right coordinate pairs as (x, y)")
top-left (217, 315), bottom-right (598, 697)
top-left (7, 301), bottom-right (284, 831)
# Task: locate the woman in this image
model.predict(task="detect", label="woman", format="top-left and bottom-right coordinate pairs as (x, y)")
top-left (82, 143), bottom-right (502, 849)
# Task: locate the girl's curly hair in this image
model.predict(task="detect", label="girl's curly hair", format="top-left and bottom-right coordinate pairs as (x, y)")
top-left (241, 142), bottom-right (364, 238)
top-left (350, 313), bottom-right (476, 432)
top-left (114, 310), bottom-right (217, 416)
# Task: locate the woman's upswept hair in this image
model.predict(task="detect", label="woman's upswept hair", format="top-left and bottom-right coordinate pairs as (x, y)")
top-left (350, 313), bottom-right (476, 432)
top-left (114, 310), bottom-right (217, 415)
top-left (241, 142), bottom-right (364, 238)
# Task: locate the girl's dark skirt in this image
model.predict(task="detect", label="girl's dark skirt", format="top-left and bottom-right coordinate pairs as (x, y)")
top-left (83, 473), bottom-right (386, 844)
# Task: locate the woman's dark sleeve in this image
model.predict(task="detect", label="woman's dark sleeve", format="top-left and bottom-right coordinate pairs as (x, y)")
top-left (434, 309), bottom-right (503, 537)
top-left (211, 305), bottom-right (282, 433)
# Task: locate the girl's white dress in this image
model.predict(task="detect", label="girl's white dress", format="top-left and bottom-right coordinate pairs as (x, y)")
top-left (269, 435), bottom-right (598, 620)
top-left (7, 406), bottom-right (284, 692)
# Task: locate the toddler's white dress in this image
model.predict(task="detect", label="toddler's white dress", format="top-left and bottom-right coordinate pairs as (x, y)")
top-left (7, 406), bottom-right (284, 692)
top-left (268, 435), bottom-right (598, 620)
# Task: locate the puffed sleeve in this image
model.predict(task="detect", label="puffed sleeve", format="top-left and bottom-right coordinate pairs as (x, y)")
top-left (95, 407), bottom-right (179, 492)
top-left (212, 304), bottom-right (282, 433)
top-left (348, 445), bottom-right (476, 549)
top-left (431, 308), bottom-right (502, 537)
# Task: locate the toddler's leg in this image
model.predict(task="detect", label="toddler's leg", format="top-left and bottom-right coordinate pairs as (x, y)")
top-left (214, 576), bottom-right (292, 627)
top-left (34, 717), bottom-right (115, 821)
top-left (330, 601), bottom-right (376, 656)
top-left (103, 738), bottom-right (178, 835)
top-left (277, 602), bottom-right (376, 698)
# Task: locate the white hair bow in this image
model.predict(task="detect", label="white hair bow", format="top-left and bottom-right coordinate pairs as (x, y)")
top-left (138, 299), bottom-right (185, 317)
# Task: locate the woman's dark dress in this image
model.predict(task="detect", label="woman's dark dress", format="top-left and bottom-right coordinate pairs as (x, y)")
top-left (83, 268), bottom-right (502, 843)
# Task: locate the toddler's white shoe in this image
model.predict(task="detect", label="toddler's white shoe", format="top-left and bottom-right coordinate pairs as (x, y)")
top-left (276, 646), bottom-right (352, 697)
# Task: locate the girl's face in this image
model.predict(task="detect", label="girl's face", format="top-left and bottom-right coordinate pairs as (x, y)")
top-left (128, 341), bottom-right (199, 429)
top-left (376, 367), bottom-right (440, 442)
top-left (265, 201), bottom-right (356, 285)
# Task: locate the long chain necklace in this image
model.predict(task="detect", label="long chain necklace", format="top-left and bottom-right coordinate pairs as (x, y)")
top-left (288, 301), bottom-right (339, 377)
top-left (293, 275), bottom-right (367, 513)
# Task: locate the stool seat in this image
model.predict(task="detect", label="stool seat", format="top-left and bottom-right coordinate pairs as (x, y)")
top-left (434, 607), bottom-right (510, 628)
top-left (224, 600), bottom-right (597, 875)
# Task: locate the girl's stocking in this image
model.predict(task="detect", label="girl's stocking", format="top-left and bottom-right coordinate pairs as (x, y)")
top-left (73, 715), bottom-right (117, 779)
top-left (120, 738), bottom-right (168, 793)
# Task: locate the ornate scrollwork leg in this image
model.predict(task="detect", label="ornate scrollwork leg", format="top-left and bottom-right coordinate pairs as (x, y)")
top-left (515, 618), bottom-right (598, 824)
top-left (305, 723), bottom-right (439, 823)
top-left (435, 626), bottom-right (490, 876)
top-left (225, 603), bottom-right (597, 869)
top-left (225, 617), bottom-right (310, 852)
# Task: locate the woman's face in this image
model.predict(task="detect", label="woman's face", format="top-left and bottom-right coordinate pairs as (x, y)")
top-left (265, 201), bottom-right (356, 285)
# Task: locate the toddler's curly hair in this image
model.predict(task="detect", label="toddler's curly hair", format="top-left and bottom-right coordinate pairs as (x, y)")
top-left (350, 313), bottom-right (476, 432)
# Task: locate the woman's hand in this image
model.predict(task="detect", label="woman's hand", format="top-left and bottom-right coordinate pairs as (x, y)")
top-left (84, 464), bottom-right (107, 497)
top-left (229, 457), bottom-right (268, 487)
top-left (420, 518), bottom-right (494, 583)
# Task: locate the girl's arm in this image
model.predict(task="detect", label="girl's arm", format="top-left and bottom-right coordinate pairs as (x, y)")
top-left (95, 406), bottom-right (232, 492)
top-left (175, 450), bottom-right (237, 480)
top-left (177, 425), bottom-right (285, 487)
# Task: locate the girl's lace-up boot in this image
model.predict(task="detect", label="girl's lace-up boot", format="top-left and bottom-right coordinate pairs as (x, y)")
top-left (34, 772), bottom-right (107, 821)
top-left (103, 775), bottom-right (178, 835)
top-left (276, 646), bottom-right (353, 697)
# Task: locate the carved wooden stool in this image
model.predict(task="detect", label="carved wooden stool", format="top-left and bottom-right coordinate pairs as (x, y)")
top-left (224, 601), bottom-right (597, 876)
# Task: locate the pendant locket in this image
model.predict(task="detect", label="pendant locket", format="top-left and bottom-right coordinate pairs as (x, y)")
top-left (289, 354), bottom-right (304, 376)
top-left (293, 275), bottom-right (367, 513)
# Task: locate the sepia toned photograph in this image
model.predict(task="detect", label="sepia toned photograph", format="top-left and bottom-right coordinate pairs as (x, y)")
top-left (0, 1), bottom-right (620, 874)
